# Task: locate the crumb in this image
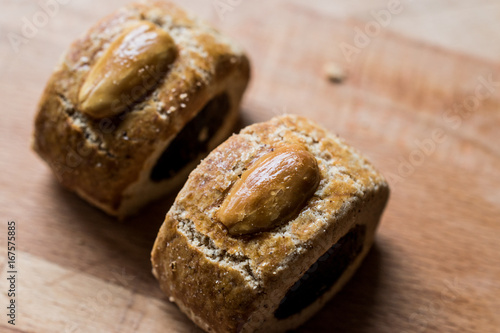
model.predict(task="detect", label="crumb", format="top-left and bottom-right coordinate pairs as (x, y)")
top-left (323, 62), bottom-right (346, 83)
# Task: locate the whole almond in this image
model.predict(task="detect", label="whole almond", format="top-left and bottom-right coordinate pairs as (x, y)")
top-left (218, 144), bottom-right (320, 236)
top-left (78, 21), bottom-right (177, 118)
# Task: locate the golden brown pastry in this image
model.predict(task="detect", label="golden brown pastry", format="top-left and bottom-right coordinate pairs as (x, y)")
top-left (151, 115), bottom-right (389, 332)
top-left (33, 1), bottom-right (250, 218)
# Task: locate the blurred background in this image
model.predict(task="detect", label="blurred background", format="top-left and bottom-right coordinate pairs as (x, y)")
top-left (1, 1), bottom-right (499, 332)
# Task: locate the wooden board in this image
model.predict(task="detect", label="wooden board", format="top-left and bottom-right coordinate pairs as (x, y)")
top-left (1, 0), bottom-right (499, 332)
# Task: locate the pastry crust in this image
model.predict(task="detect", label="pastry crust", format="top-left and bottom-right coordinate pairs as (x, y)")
top-left (151, 115), bottom-right (389, 332)
top-left (33, 1), bottom-right (250, 218)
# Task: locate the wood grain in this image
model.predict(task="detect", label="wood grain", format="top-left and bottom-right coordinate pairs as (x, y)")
top-left (1, 0), bottom-right (499, 332)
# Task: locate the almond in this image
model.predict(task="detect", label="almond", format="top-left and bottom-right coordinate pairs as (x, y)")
top-left (218, 144), bottom-right (320, 236)
top-left (78, 21), bottom-right (177, 118)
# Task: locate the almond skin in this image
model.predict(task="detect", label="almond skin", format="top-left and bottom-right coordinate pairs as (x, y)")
top-left (218, 144), bottom-right (320, 236)
top-left (78, 21), bottom-right (177, 118)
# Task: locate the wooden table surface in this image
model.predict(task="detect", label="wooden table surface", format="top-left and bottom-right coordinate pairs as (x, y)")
top-left (1, 1), bottom-right (499, 332)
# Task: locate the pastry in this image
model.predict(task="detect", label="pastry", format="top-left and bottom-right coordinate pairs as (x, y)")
top-left (33, 1), bottom-right (250, 218)
top-left (151, 115), bottom-right (390, 332)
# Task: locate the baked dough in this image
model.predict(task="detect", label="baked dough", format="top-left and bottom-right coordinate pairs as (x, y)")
top-left (33, 1), bottom-right (250, 218)
top-left (151, 115), bottom-right (390, 332)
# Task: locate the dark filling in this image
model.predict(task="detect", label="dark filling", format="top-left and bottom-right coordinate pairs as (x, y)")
top-left (274, 225), bottom-right (366, 319)
top-left (150, 93), bottom-right (230, 182)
